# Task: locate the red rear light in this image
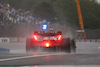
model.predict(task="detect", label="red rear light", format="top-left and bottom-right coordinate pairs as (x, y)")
top-left (35, 65), bottom-right (37, 67)
top-left (33, 35), bottom-right (37, 40)
top-left (57, 35), bottom-right (62, 41)
top-left (46, 43), bottom-right (49, 47)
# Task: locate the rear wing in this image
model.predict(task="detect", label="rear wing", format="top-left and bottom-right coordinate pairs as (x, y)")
top-left (34, 31), bottom-right (62, 36)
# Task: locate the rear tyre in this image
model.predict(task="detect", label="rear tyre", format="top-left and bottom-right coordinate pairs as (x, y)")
top-left (70, 39), bottom-right (76, 53)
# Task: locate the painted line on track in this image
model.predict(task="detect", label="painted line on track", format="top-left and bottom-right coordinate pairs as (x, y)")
top-left (22, 65), bottom-right (100, 67)
top-left (0, 53), bottom-right (67, 62)
top-left (98, 47), bottom-right (100, 49)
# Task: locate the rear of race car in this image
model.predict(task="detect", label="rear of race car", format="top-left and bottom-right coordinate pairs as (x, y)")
top-left (32, 34), bottom-right (62, 47)
top-left (26, 31), bottom-right (76, 53)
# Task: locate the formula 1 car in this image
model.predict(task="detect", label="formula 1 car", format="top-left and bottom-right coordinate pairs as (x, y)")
top-left (26, 30), bottom-right (76, 53)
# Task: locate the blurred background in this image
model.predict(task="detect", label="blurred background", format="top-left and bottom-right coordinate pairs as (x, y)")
top-left (0, 0), bottom-right (100, 39)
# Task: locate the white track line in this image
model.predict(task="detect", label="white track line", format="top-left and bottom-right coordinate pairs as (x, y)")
top-left (0, 53), bottom-right (67, 62)
top-left (23, 65), bottom-right (100, 67)
top-left (98, 47), bottom-right (100, 49)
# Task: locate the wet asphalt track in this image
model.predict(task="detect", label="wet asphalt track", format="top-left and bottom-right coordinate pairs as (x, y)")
top-left (0, 42), bottom-right (100, 66)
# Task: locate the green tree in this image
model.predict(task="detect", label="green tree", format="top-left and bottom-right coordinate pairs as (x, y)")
top-left (80, 0), bottom-right (100, 29)
top-left (34, 2), bottom-right (56, 22)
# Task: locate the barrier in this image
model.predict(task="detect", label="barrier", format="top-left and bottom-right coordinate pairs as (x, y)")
top-left (75, 39), bottom-right (100, 42)
top-left (0, 38), bottom-right (9, 43)
top-left (0, 37), bottom-right (100, 43)
top-left (9, 37), bottom-right (26, 43)
top-left (0, 48), bottom-right (10, 54)
top-left (8, 38), bottom-right (100, 43)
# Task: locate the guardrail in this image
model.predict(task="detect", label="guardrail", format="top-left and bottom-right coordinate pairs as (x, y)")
top-left (0, 37), bottom-right (26, 43)
top-left (0, 48), bottom-right (10, 54)
top-left (0, 37), bottom-right (100, 43)
top-left (75, 39), bottom-right (100, 42)
top-left (10, 37), bottom-right (26, 43)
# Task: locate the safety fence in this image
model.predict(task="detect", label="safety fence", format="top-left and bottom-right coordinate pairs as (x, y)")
top-left (75, 39), bottom-right (100, 42)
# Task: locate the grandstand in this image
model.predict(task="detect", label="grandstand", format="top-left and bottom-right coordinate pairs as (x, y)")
top-left (0, 1), bottom-right (47, 37)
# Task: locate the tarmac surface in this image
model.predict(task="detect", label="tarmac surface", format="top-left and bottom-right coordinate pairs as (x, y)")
top-left (0, 42), bottom-right (100, 66)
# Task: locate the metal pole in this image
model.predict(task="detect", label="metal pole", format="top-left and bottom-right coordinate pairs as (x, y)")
top-left (76, 0), bottom-right (86, 37)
